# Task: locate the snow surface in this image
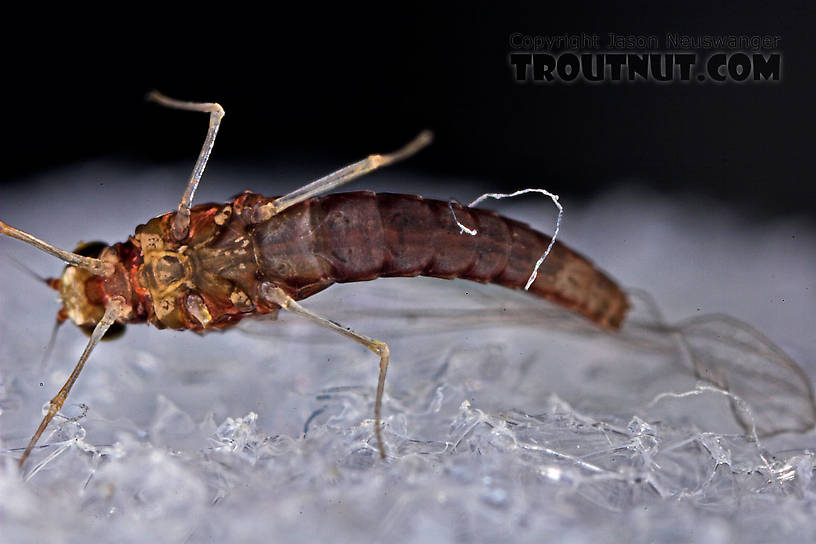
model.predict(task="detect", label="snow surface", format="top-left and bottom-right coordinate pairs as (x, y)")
top-left (1, 163), bottom-right (814, 543)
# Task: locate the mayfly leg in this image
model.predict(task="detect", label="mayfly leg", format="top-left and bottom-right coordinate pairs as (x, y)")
top-left (147, 91), bottom-right (431, 235)
top-left (17, 298), bottom-right (125, 470)
top-left (260, 283), bottom-right (391, 459)
top-left (0, 221), bottom-right (113, 276)
top-left (146, 91), bottom-right (226, 241)
top-left (251, 130), bottom-right (434, 223)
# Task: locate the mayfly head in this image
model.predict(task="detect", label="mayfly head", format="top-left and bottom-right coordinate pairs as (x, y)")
top-left (52, 241), bottom-right (126, 339)
top-left (2, 219), bottom-right (134, 470)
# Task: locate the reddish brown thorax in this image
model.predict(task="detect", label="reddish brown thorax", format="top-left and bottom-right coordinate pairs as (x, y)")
top-left (121, 199), bottom-right (274, 331)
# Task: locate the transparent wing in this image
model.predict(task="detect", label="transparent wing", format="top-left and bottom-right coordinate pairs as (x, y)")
top-left (238, 277), bottom-right (816, 439)
top-left (678, 313), bottom-right (816, 436)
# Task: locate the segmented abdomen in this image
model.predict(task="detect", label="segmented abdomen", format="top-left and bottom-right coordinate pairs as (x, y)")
top-left (251, 191), bottom-right (628, 328)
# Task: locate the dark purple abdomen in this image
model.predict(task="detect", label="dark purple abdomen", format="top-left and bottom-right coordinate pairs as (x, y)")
top-left (252, 191), bottom-right (627, 328)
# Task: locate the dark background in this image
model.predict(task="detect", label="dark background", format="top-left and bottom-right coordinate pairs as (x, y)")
top-left (1, 3), bottom-right (813, 218)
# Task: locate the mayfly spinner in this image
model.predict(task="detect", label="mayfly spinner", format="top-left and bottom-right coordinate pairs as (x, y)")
top-left (1, 92), bottom-right (629, 469)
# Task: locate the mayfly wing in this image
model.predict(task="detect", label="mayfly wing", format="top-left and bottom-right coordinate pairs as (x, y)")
top-left (240, 277), bottom-right (596, 342)
top-left (677, 313), bottom-right (816, 437)
top-left (260, 283), bottom-right (391, 459)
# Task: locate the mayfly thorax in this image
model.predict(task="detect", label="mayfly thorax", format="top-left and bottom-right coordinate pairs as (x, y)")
top-left (0, 92), bottom-right (629, 471)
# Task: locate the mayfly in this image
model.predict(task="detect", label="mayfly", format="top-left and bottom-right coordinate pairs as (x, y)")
top-left (1, 93), bottom-right (629, 469)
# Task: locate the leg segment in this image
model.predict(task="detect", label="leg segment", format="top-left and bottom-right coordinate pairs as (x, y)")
top-left (0, 221), bottom-right (113, 276)
top-left (260, 283), bottom-right (391, 459)
top-left (18, 298), bottom-right (124, 469)
top-left (147, 91), bottom-right (225, 241)
top-left (251, 130), bottom-right (433, 223)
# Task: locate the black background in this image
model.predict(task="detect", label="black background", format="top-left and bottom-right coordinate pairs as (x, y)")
top-left (1, 3), bottom-right (813, 218)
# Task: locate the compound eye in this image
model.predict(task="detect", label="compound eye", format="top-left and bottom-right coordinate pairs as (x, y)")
top-left (73, 241), bottom-right (109, 259)
top-left (79, 321), bottom-right (126, 341)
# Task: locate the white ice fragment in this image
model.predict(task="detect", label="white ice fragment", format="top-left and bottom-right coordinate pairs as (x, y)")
top-left (150, 394), bottom-right (197, 441)
top-left (541, 465), bottom-right (564, 481)
top-left (22, 409), bottom-right (94, 482)
top-left (772, 452), bottom-right (815, 489)
top-left (697, 433), bottom-right (732, 466)
top-left (212, 412), bottom-right (260, 457)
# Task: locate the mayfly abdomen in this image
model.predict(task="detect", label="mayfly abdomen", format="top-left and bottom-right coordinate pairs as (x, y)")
top-left (246, 191), bottom-right (627, 328)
